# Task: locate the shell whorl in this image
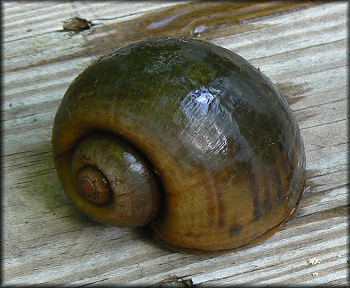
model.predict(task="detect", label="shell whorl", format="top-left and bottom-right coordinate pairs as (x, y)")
top-left (52, 37), bottom-right (305, 254)
top-left (70, 133), bottom-right (162, 226)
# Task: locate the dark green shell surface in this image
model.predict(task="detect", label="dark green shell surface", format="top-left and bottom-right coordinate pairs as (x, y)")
top-left (53, 37), bottom-right (305, 253)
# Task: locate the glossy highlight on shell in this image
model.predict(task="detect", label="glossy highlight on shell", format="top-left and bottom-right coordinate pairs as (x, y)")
top-left (52, 37), bottom-right (305, 254)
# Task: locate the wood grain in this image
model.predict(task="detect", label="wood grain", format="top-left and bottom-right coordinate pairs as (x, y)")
top-left (3, 1), bottom-right (348, 286)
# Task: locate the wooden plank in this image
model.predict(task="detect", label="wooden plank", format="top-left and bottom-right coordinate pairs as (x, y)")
top-left (3, 1), bottom-right (348, 286)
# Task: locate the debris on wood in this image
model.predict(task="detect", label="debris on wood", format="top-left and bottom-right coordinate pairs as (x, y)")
top-left (154, 276), bottom-right (194, 287)
top-left (308, 258), bottom-right (321, 265)
top-left (63, 17), bottom-right (91, 31)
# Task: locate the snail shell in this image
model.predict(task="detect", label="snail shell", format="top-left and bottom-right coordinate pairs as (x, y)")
top-left (52, 37), bottom-right (305, 254)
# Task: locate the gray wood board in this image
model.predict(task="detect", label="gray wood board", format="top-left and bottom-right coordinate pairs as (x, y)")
top-left (3, 1), bottom-right (348, 286)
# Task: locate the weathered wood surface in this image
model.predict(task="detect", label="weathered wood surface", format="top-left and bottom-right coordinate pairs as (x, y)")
top-left (3, 1), bottom-right (348, 286)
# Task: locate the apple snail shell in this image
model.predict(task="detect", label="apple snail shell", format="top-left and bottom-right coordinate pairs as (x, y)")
top-left (52, 37), bottom-right (306, 254)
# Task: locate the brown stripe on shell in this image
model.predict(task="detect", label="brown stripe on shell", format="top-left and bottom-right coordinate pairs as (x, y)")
top-left (258, 144), bottom-right (280, 213)
top-left (273, 150), bottom-right (293, 203)
top-left (264, 144), bottom-right (291, 205)
top-left (277, 150), bottom-right (293, 199)
top-left (249, 171), bottom-right (261, 221)
top-left (263, 186), bottom-right (272, 212)
top-left (263, 165), bottom-right (278, 210)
